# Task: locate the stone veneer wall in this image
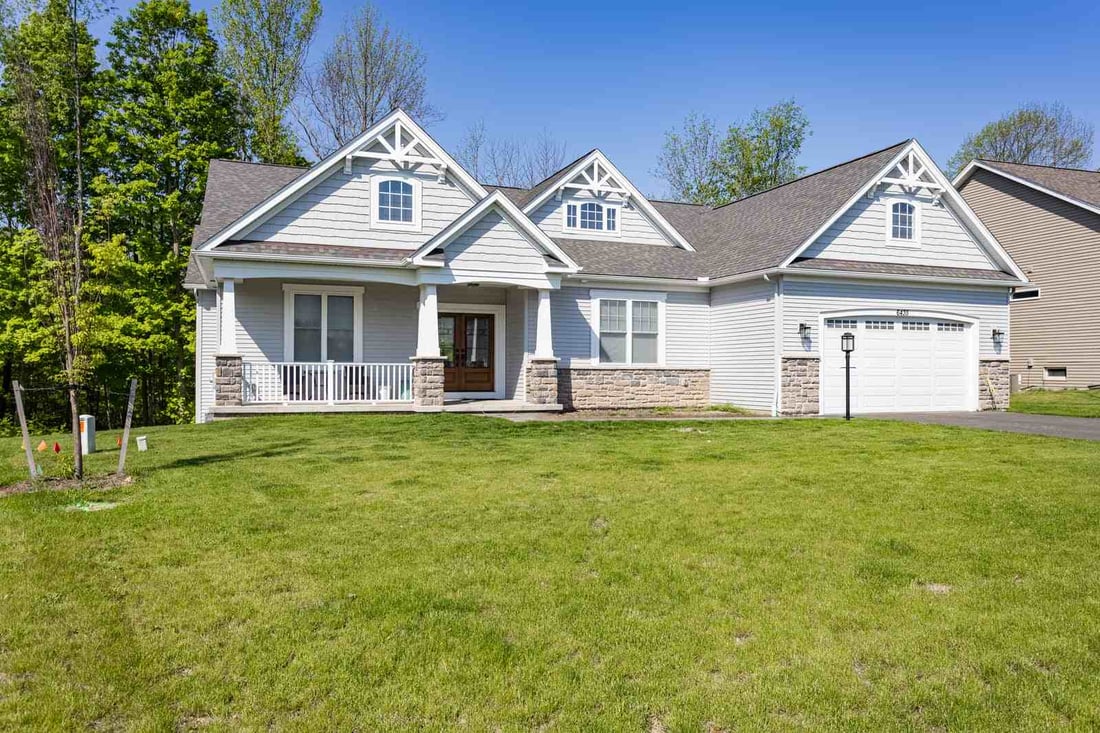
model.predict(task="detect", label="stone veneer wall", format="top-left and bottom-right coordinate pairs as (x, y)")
top-left (979, 360), bottom-right (1010, 411)
top-left (558, 368), bottom-right (709, 410)
top-left (412, 357), bottom-right (445, 408)
top-left (214, 355), bottom-right (243, 406)
top-left (780, 357), bottom-right (820, 416)
top-left (525, 359), bottom-right (559, 405)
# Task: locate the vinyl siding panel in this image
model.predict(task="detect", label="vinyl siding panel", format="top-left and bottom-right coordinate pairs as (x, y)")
top-left (530, 190), bottom-right (671, 246)
top-left (445, 211), bottom-right (546, 274)
top-left (362, 283), bottom-right (418, 362)
top-left (781, 277), bottom-right (1010, 360)
top-left (959, 169), bottom-right (1100, 388)
top-left (235, 280), bottom-right (284, 361)
top-left (802, 190), bottom-right (997, 270)
top-left (241, 158), bottom-right (475, 249)
top-left (708, 279), bottom-right (776, 411)
top-left (195, 289), bottom-right (218, 422)
top-left (551, 287), bottom-right (592, 362)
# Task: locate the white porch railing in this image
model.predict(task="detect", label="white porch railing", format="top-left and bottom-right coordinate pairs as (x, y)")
top-left (242, 361), bottom-right (413, 404)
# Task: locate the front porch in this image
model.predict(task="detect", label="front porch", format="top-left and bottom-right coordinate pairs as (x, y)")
top-left (203, 278), bottom-right (562, 419)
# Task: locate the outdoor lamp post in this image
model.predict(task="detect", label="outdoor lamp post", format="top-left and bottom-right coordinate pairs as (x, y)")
top-left (841, 331), bottom-right (855, 421)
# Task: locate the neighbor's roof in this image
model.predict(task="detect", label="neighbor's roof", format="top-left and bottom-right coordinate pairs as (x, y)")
top-left (967, 160), bottom-right (1100, 212)
top-left (188, 140), bottom-right (1020, 286)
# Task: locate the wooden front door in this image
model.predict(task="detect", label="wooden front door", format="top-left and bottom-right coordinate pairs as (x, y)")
top-left (439, 313), bottom-right (494, 393)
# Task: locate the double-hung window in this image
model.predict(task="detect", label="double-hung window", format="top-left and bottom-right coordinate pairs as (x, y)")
top-left (564, 201), bottom-right (619, 235)
top-left (592, 291), bottom-right (665, 364)
top-left (284, 285), bottom-right (363, 362)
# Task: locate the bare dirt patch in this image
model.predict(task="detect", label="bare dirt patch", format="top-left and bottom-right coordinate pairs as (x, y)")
top-left (0, 473), bottom-right (132, 498)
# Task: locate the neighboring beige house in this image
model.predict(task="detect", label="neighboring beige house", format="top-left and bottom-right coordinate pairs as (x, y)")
top-left (955, 161), bottom-right (1100, 390)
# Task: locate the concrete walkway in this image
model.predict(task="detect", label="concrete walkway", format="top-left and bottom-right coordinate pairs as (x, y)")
top-left (873, 411), bottom-right (1100, 441)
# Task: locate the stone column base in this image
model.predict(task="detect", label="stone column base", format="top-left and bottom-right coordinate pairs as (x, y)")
top-left (780, 357), bottom-right (820, 415)
top-left (214, 354), bottom-right (243, 406)
top-left (412, 357), bottom-right (445, 409)
top-left (525, 358), bottom-right (559, 405)
top-left (979, 360), bottom-right (1010, 411)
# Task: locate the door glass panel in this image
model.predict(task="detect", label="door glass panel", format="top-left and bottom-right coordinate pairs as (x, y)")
top-left (465, 316), bottom-right (491, 367)
top-left (293, 294), bottom-right (322, 362)
top-left (327, 295), bottom-right (355, 362)
top-left (438, 315), bottom-right (456, 368)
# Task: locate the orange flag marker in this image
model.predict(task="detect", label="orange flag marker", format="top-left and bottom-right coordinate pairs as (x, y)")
top-left (37, 440), bottom-right (47, 452)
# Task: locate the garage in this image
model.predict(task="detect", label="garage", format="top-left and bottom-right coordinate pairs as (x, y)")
top-left (820, 315), bottom-right (976, 414)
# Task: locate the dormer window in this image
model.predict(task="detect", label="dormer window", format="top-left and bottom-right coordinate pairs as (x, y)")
top-left (564, 201), bottom-right (618, 235)
top-left (885, 199), bottom-right (919, 246)
top-left (371, 176), bottom-right (421, 231)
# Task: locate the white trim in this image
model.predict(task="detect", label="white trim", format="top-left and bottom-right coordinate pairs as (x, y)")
top-left (562, 200), bottom-right (621, 237)
top-left (772, 275), bottom-right (783, 417)
top-left (369, 174), bottom-right (422, 232)
top-left (282, 284), bottom-right (364, 362)
top-left (883, 197), bottom-right (922, 248)
top-left (816, 308), bottom-right (979, 414)
top-left (194, 295), bottom-right (204, 423)
top-left (779, 140), bottom-right (1029, 282)
top-left (588, 289), bottom-right (667, 366)
top-left (1011, 287), bottom-right (1041, 301)
top-left (567, 273), bottom-right (710, 291)
top-left (438, 302), bottom-right (506, 399)
top-left (954, 161), bottom-right (1100, 218)
top-left (409, 190), bottom-right (580, 273)
top-left (197, 109), bottom-right (487, 251)
top-left (522, 150), bottom-right (696, 252)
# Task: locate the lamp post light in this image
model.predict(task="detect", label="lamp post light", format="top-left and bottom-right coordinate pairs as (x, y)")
top-left (841, 331), bottom-right (856, 421)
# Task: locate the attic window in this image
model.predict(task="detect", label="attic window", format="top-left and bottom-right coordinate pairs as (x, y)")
top-left (889, 201), bottom-right (916, 242)
top-left (565, 201), bottom-right (618, 235)
top-left (371, 177), bottom-right (421, 231)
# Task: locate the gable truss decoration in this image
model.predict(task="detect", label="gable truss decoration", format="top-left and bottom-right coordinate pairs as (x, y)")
top-left (871, 149), bottom-right (945, 202)
top-left (523, 150), bottom-right (695, 252)
top-left (344, 118), bottom-right (449, 183)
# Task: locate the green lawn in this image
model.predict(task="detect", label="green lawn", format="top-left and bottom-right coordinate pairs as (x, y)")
top-left (1010, 389), bottom-right (1100, 418)
top-left (2, 415), bottom-right (1098, 730)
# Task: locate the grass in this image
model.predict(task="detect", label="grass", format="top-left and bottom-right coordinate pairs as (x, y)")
top-left (1, 414), bottom-right (1099, 730)
top-left (1010, 388), bottom-right (1100, 418)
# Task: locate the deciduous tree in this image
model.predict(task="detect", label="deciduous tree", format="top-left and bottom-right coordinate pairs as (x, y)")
top-left (948, 102), bottom-right (1094, 175)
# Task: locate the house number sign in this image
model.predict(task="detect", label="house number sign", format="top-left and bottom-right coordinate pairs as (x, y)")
top-left (896, 309), bottom-right (910, 316)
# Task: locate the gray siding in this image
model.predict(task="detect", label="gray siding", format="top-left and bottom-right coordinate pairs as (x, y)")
top-left (242, 158), bottom-right (475, 249)
top-left (363, 283), bottom-right (418, 362)
top-left (781, 277), bottom-right (1010, 359)
top-left (530, 190), bottom-right (671, 246)
top-left (195, 289), bottom-right (218, 422)
top-left (709, 279), bottom-right (776, 411)
top-left (802, 189), bottom-right (997, 270)
top-left (445, 211), bottom-right (547, 274)
top-left (551, 285), bottom-right (711, 366)
top-left (235, 280), bottom-right (284, 361)
top-left (506, 289), bottom-right (527, 400)
top-left (959, 169), bottom-right (1100, 389)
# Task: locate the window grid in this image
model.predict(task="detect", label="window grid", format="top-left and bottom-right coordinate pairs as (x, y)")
top-left (937, 322), bottom-right (965, 332)
top-left (865, 320), bottom-right (895, 330)
top-left (598, 298), bottom-right (660, 364)
top-left (377, 180), bottom-right (413, 223)
top-left (605, 207), bottom-right (617, 232)
top-left (826, 319), bottom-right (857, 329)
top-left (891, 201), bottom-right (915, 240)
top-left (580, 202), bottom-right (604, 230)
top-left (566, 204), bottom-right (577, 229)
top-left (902, 321), bottom-right (929, 331)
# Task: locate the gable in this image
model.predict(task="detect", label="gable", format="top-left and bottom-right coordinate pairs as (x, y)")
top-left (444, 211), bottom-right (549, 275)
top-left (237, 157), bottom-right (476, 249)
top-left (528, 189), bottom-right (672, 245)
top-left (800, 187), bottom-right (997, 270)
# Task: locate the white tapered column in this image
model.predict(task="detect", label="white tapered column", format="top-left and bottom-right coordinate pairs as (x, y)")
top-left (535, 289), bottom-right (554, 359)
top-left (218, 279), bottom-right (238, 354)
top-left (416, 284), bottom-right (440, 357)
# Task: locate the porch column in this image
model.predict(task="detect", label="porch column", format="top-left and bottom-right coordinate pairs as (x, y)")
top-left (526, 288), bottom-right (559, 406)
top-left (412, 283), bottom-right (444, 409)
top-left (534, 289), bottom-right (553, 358)
top-left (214, 279), bottom-right (243, 407)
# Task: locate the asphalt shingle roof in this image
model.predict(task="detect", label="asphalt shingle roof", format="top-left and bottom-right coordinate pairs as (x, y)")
top-left (189, 141), bottom-right (1019, 284)
top-left (974, 160), bottom-right (1100, 210)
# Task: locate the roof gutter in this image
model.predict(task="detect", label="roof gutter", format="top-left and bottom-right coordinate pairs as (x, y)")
top-left (779, 266), bottom-right (1026, 288)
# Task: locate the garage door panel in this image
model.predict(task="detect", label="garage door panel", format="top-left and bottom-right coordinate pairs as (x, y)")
top-left (821, 316), bottom-right (972, 414)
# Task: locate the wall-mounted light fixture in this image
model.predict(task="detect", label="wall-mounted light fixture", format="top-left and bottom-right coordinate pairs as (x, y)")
top-left (992, 328), bottom-right (1004, 345)
top-left (798, 322), bottom-right (811, 339)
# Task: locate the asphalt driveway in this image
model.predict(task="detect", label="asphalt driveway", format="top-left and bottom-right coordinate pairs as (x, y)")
top-left (874, 411), bottom-right (1100, 441)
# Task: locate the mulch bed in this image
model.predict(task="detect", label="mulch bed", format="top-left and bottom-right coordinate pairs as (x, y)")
top-left (0, 473), bottom-right (133, 498)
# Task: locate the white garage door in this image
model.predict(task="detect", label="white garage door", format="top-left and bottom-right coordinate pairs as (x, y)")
top-left (821, 317), bottom-right (974, 414)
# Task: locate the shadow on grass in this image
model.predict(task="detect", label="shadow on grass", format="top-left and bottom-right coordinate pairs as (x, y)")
top-left (155, 440), bottom-right (309, 470)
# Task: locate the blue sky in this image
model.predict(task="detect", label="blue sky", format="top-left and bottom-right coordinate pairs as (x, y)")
top-left (91, 0), bottom-right (1100, 195)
